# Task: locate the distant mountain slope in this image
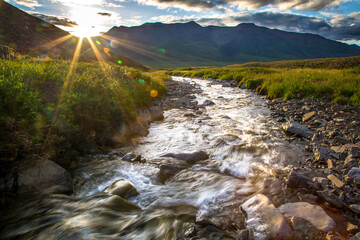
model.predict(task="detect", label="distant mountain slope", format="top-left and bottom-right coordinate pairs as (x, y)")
top-left (105, 21), bottom-right (360, 68)
top-left (0, 0), bottom-right (149, 70)
top-left (229, 55), bottom-right (360, 69)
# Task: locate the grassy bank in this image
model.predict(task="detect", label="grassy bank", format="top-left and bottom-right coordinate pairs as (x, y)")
top-left (167, 67), bottom-right (360, 106)
top-left (0, 58), bottom-right (167, 162)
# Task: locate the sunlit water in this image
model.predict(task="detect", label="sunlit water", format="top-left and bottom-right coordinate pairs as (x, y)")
top-left (1, 77), bottom-right (307, 239)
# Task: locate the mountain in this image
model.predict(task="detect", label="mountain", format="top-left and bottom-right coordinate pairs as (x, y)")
top-left (0, 0), bottom-right (149, 70)
top-left (104, 21), bottom-right (360, 68)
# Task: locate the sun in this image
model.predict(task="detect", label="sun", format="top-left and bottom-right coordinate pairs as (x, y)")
top-left (69, 6), bottom-right (104, 37)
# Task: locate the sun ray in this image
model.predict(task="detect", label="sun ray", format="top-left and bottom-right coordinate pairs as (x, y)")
top-left (99, 35), bottom-right (169, 61)
top-left (43, 37), bottom-right (84, 150)
top-left (33, 34), bottom-right (73, 52)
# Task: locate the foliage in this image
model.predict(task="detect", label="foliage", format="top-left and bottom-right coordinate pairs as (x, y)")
top-left (168, 66), bottom-right (360, 106)
top-left (0, 58), bottom-right (167, 161)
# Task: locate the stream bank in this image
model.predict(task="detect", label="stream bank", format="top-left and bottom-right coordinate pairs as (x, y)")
top-left (0, 76), bottom-right (359, 239)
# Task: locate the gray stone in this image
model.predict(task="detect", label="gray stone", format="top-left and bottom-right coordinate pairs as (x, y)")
top-left (303, 111), bottom-right (316, 122)
top-left (241, 194), bottom-right (293, 240)
top-left (18, 160), bottom-right (73, 193)
top-left (122, 153), bottom-right (143, 163)
top-left (161, 151), bottom-right (209, 164)
top-left (346, 167), bottom-right (360, 182)
top-left (278, 202), bottom-right (335, 232)
top-left (104, 179), bottom-right (139, 199)
top-left (334, 136), bottom-right (350, 145)
top-left (282, 120), bottom-right (313, 139)
top-left (203, 100), bottom-right (215, 106)
top-left (159, 165), bottom-right (184, 181)
top-left (349, 204), bottom-right (360, 215)
top-left (290, 216), bottom-right (326, 240)
top-left (287, 170), bottom-right (314, 190)
top-left (317, 190), bottom-right (344, 208)
top-left (313, 177), bottom-right (330, 189)
top-left (351, 147), bottom-right (360, 158)
top-left (313, 147), bottom-right (339, 163)
top-left (149, 106), bottom-right (164, 121)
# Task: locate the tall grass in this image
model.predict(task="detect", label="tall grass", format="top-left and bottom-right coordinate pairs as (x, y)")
top-left (0, 58), bottom-right (167, 161)
top-left (167, 67), bottom-right (360, 106)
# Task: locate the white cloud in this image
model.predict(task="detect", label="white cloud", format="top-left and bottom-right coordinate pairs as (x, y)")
top-left (10, 0), bottom-right (41, 8)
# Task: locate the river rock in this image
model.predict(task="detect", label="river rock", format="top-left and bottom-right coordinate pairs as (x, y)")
top-left (241, 194), bottom-right (293, 240)
top-left (282, 120), bottom-right (313, 139)
top-left (313, 146), bottom-right (339, 163)
top-left (290, 216), bottom-right (326, 240)
top-left (121, 153), bottom-right (144, 163)
top-left (103, 195), bottom-right (141, 212)
top-left (346, 167), bottom-right (360, 183)
top-left (161, 151), bottom-right (209, 164)
top-left (317, 190), bottom-right (344, 208)
top-left (303, 111), bottom-right (316, 122)
top-left (104, 179), bottom-right (139, 199)
top-left (286, 170), bottom-right (314, 190)
top-left (18, 160), bottom-right (73, 193)
top-left (350, 147), bottom-right (360, 158)
top-left (149, 106), bottom-right (164, 121)
top-left (159, 165), bottom-right (184, 181)
top-left (174, 97), bottom-right (192, 107)
top-left (278, 202), bottom-right (335, 232)
top-left (349, 232), bottom-right (360, 240)
top-left (327, 174), bottom-right (345, 188)
top-left (349, 204), bottom-right (360, 215)
top-left (203, 100), bottom-right (215, 106)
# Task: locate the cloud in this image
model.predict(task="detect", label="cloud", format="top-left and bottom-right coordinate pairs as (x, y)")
top-left (11, 0), bottom-right (41, 8)
top-left (32, 13), bottom-right (78, 27)
top-left (134, 0), bottom-right (343, 11)
top-left (97, 12), bottom-right (112, 16)
top-left (153, 11), bottom-right (360, 42)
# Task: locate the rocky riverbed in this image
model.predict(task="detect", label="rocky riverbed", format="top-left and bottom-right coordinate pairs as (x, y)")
top-left (1, 76), bottom-right (360, 240)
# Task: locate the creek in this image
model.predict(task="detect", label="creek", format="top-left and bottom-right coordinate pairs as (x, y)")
top-left (0, 77), bottom-right (309, 239)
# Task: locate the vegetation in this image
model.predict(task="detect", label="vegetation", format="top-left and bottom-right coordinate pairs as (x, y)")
top-left (167, 66), bottom-right (360, 106)
top-left (229, 55), bottom-right (360, 69)
top-left (0, 57), bottom-right (167, 161)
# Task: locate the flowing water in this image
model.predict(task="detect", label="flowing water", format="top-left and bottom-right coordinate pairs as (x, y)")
top-left (0, 77), bottom-right (308, 239)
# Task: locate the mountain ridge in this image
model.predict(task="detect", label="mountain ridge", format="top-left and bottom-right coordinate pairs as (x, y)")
top-left (104, 21), bottom-right (360, 68)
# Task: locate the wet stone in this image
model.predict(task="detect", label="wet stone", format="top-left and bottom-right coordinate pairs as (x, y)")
top-left (104, 179), bottom-right (139, 199)
top-left (290, 216), bottom-right (326, 240)
top-left (282, 120), bottom-right (313, 139)
top-left (287, 170), bottom-right (314, 190)
top-left (241, 194), bottom-right (293, 240)
top-left (278, 202), bottom-right (335, 232)
top-left (313, 147), bottom-right (339, 163)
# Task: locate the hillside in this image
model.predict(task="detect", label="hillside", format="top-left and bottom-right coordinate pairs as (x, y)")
top-left (228, 55), bottom-right (360, 69)
top-left (104, 21), bottom-right (360, 68)
top-left (0, 0), bottom-right (149, 70)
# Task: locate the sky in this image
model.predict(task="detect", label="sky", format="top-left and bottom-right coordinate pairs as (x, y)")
top-left (5, 0), bottom-right (360, 45)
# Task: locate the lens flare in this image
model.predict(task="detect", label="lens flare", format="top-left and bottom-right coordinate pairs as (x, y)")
top-left (150, 89), bottom-right (158, 98)
top-left (118, 60), bottom-right (122, 64)
top-left (158, 48), bottom-right (166, 54)
top-left (96, 41), bottom-right (101, 45)
top-left (139, 79), bottom-right (144, 84)
top-left (110, 40), bottom-right (120, 48)
top-left (104, 48), bottom-right (110, 53)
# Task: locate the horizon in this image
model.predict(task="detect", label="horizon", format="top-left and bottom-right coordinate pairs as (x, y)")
top-left (4, 0), bottom-right (360, 46)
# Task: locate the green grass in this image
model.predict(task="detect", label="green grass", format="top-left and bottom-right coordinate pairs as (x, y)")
top-left (0, 58), bottom-right (167, 161)
top-left (167, 67), bottom-right (360, 106)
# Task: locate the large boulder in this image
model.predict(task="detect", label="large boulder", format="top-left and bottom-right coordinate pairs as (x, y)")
top-left (278, 202), bottom-right (335, 232)
top-left (282, 120), bottom-right (313, 139)
top-left (241, 194), bottom-right (293, 240)
top-left (104, 179), bottom-right (139, 199)
top-left (18, 160), bottom-right (73, 193)
top-left (161, 151), bottom-right (209, 164)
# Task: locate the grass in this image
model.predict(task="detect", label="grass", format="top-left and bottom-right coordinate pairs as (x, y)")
top-left (0, 57), bottom-right (167, 161)
top-left (167, 66), bottom-right (360, 106)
